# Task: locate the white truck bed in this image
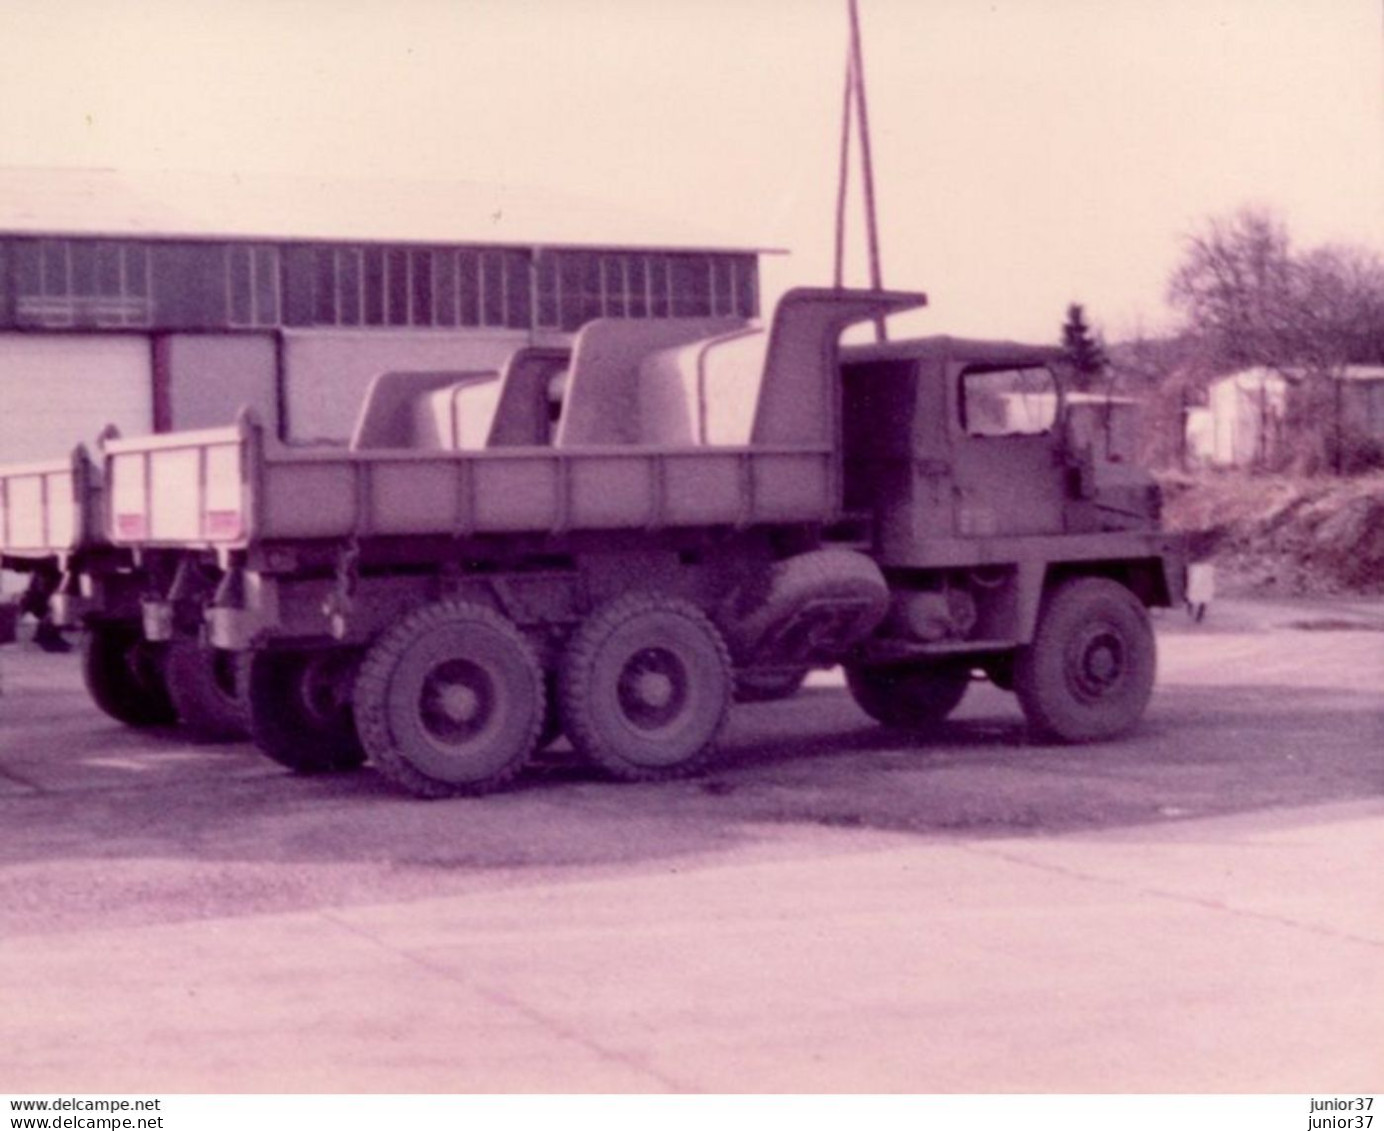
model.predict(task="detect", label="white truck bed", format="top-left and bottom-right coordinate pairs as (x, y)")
top-left (101, 289), bottom-right (926, 552)
top-left (104, 415), bottom-right (837, 548)
top-left (0, 449), bottom-right (101, 558)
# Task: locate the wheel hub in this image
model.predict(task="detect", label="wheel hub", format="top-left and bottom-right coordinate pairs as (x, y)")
top-left (1068, 626), bottom-right (1126, 699)
top-left (437, 682), bottom-right (482, 723)
top-left (632, 670), bottom-right (675, 709)
top-left (617, 647), bottom-right (687, 731)
top-left (420, 658), bottom-right (495, 745)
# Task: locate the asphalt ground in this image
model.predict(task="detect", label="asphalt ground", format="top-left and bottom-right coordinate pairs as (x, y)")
top-left (0, 596), bottom-right (1380, 1092)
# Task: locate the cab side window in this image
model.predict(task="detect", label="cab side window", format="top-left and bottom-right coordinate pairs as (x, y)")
top-left (960, 366), bottom-right (1058, 436)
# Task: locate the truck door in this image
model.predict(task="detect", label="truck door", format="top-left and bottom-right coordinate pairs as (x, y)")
top-left (948, 363), bottom-right (1066, 536)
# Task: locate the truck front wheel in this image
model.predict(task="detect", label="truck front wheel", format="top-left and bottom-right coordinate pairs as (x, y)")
top-left (560, 594), bottom-right (732, 782)
top-left (844, 660), bottom-right (969, 730)
top-left (165, 641), bottom-right (248, 742)
top-left (243, 647), bottom-right (366, 773)
top-left (354, 601), bottom-right (545, 797)
top-left (81, 621), bottom-right (177, 727)
top-left (1014, 578), bottom-right (1156, 743)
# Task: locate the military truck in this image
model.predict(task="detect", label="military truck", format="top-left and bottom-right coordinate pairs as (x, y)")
top-left (0, 444), bottom-right (246, 737)
top-left (71, 286), bottom-right (1182, 796)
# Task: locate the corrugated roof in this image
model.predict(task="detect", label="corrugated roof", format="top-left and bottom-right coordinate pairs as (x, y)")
top-left (0, 167), bottom-right (775, 254)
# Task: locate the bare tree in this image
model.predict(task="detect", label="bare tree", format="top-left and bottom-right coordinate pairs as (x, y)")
top-left (1167, 208), bottom-right (1298, 370)
top-left (1293, 244), bottom-right (1384, 369)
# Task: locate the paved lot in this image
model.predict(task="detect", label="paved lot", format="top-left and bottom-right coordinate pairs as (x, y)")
top-left (0, 597), bottom-right (1380, 1092)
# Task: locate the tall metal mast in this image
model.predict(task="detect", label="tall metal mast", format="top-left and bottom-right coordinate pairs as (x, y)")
top-left (834, 0), bottom-right (887, 339)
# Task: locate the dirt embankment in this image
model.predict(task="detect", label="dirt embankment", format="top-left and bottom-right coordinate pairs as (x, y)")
top-left (1160, 471), bottom-right (1384, 596)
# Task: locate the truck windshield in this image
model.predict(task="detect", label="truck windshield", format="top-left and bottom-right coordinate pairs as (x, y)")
top-left (960, 366), bottom-right (1058, 437)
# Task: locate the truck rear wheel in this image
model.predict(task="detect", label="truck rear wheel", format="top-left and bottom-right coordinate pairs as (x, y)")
top-left (844, 660), bottom-right (970, 730)
top-left (560, 594), bottom-right (732, 781)
top-left (244, 647), bottom-right (366, 773)
top-left (1014, 578), bottom-right (1156, 743)
top-left (354, 601), bottom-right (545, 797)
top-left (81, 621), bottom-right (177, 727)
top-left (165, 641), bottom-right (248, 742)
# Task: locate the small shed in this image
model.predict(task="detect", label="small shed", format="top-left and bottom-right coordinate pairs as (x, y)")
top-left (1192, 365), bottom-right (1384, 468)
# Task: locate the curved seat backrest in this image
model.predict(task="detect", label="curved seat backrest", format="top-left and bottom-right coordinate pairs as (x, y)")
top-left (639, 328), bottom-right (767, 446)
top-left (349, 370), bottom-right (498, 450)
top-left (552, 317), bottom-right (746, 446)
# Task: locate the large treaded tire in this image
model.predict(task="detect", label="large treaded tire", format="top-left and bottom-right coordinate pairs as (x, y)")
top-left (81, 621), bottom-right (177, 727)
top-left (243, 647), bottom-right (366, 773)
top-left (560, 594), bottom-right (732, 782)
top-left (844, 660), bottom-right (970, 731)
top-left (165, 641), bottom-right (248, 742)
top-left (354, 600), bottom-right (545, 798)
top-left (1014, 578), bottom-right (1156, 744)
top-left (724, 549), bottom-right (889, 664)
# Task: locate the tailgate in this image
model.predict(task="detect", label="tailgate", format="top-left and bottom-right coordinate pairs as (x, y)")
top-left (105, 419), bottom-right (254, 548)
top-left (0, 448), bottom-right (100, 557)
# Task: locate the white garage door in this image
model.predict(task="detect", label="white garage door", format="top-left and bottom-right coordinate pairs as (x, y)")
top-left (0, 334), bottom-right (152, 464)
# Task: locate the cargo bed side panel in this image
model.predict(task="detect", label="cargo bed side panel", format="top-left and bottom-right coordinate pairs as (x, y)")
top-left (0, 454), bottom-right (98, 556)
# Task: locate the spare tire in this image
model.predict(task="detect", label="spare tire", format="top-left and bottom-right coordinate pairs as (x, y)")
top-left (723, 549), bottom-right (889, 667)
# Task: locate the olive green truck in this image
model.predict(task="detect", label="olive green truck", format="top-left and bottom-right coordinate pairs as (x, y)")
top-left (2, 287), bottom-right (1186, 795)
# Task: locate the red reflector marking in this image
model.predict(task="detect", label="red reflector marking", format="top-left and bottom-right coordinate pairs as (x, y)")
top-left (205, 510), bottom-right (243, 539)
top-left (114, 513), bottom-right (148, 540)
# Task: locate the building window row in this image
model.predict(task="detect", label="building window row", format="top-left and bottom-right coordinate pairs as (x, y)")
top-left (290, 246), bottom-right (533, 330)
top-left (2, 238), bottom-right (757, 333)
top-left (10, 240), bottom-right (152, 327)
top-left (534, 252), bottom-right (755, 329)
top-left (227, 244), bottom-right (281, 328)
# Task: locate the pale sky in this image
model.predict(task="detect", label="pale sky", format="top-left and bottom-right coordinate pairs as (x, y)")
top-left (2, 0), bottom-right (1381, 343)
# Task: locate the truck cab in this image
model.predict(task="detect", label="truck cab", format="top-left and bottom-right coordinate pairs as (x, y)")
top-left (840, 336), bottom-right (1179, 669)
top-left (842, 337), bottom-right (1162, 559)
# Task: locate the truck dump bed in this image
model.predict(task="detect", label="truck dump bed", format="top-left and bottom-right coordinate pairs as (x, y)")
top-left (0, 448), bottom-right (103, 559)
top-left (104, 288), bottom-right (923, 551)
top-left (105, 422), bottom-right (838, 547)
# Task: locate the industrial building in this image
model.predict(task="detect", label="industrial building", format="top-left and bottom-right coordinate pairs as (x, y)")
top-left (0, 168), bottom-right (763, 460)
